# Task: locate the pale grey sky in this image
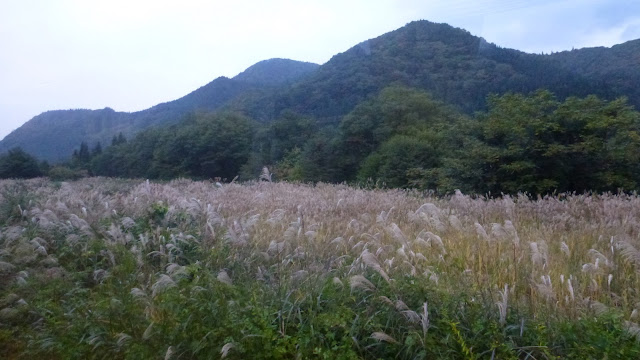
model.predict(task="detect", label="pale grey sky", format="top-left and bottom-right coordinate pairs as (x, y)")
top-left (1, 0), bottom-right (639, 140)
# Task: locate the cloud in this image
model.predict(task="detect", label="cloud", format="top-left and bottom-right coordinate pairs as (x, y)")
top-left (580, 17), bottom-right (640, 48)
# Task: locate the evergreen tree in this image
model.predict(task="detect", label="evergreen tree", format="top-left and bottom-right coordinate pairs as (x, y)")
top-left (0, 147), bottom-right (43, 179)
top-left (91, 142), bottom-right (102, 157)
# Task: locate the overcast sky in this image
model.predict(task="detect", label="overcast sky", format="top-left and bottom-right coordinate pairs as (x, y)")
top-left (1, 0), bottom-right (639, 140)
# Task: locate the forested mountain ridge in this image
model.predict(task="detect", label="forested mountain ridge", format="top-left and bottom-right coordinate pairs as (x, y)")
top-left (0, 59), bottom-right (320, 162)
top-left (548, 39), bottom-right (640, 105)
top-left (229, 20), bottom-right (638, 123)
top-left (1, 20), bottom-right (639, 163)
top-left (232, 58), bottom-right (320, 86)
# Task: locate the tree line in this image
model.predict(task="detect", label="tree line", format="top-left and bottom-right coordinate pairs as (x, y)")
top-left (3, 87), bottom-right (640, 195)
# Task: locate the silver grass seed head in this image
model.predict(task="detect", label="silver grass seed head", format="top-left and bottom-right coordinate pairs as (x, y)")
top-left (350, 275), bottom-right (376, 292)
top-left (221, 342), bottom-right (235, 358)
top-left (370, 331), bottom-right (398, 344)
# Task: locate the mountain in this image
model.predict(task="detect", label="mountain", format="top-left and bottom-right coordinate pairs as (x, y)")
top-left (0, 59), bottom-right (319, 162)
top-left (548, 39), bottom-right (640, 105)
top-left (2, 20), bottom-right (639, 162)
top-left (233, 58), bottom-right (320, 86)
top-left (227, 21), bottom-right (638, 123)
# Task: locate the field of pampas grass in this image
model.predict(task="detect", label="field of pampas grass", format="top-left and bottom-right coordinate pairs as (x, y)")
top-left (1, 178), bottom-right (640, 359)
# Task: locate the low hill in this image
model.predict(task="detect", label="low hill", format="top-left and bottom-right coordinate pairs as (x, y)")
top-left (0, 59), bottom-right (319, 162)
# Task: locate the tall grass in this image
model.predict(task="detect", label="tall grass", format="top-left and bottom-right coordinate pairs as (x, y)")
top-left (1, 178), bottom-right (640, 359)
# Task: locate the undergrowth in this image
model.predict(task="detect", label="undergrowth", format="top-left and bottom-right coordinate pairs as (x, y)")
top-left (1, 178), bottom-right (640, 359)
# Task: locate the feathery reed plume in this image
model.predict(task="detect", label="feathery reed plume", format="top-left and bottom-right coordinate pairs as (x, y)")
top-left (350, 275), bottom-right (376, 292)
top-left (475, 223), bottom-right (489, 241)
top-left (386, 223), bottom-right (407, 244)
top-left (0, 308), bottom-right (19, 321)
top-left (536, 275), bottom-right (555, 300)
top-left (259, 167), bottom-right (272, 182)
top-left (503, 220), bottom-right (519, 245)
top-left (1, 293), bottom-right (19, 307)
top-left (624, 321), bottom-right (640, 341)
top-left (165, 346), bottom-right (174, 360)
top-left (589, 300), bottom-right (608, 316)
top-left (394, 300), bottom-right (409, 311)
top-left (377, 207), bottom-right (394, 223)
top-left (449, 215), bottom-right (463, 231)
top-left (402, 309), bottom-right (421, 324)
top-left (560, 242), bottom-right (571, 257)
top-left (567, 279), bottom-right (575, 302)
top-left (93, 269), bottom-right (109, 283)
top-left (529, 242), bottom-right (544, 267)
top-left (423, 269), bottom-right (439, 284)
top-left (143, 323), bottom-right (154, 340)
top-left (130, 288), bottom-right (147, 299)
top-left (616, 240), bottom-right (640, 271)
top-left (425, 232), bottom-right (446, 254)
top-left (217, 270), bottom-right (233, 285)
top-left (587, 249), bottom-right (610, 267)
top-left (292, 270), bottom-right (308, 282)
top-left (421, 302), bottom-right (430, 337)
top-left (370, 331), bottom-right (398, 344)
top-left (378, 296), bottom-right (394, 307)
top-left (0, 261), bottom-right (15, 273)
top-left (491, 223), bottom-right (508, 240)
top-left (116, 333), bottom-right (132, 348)
top-left (497, 284), bottom-right (509, 325)
top-left (151, 275), bottom-right (176, 297)
top-left (220, 343), bottom-right (235, 358)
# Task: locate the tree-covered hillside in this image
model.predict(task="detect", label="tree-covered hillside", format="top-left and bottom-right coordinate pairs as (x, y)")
top-left (60, 86), bottom-right (639, 195)
top-left (232, 58), bottom-right (320, 86)
top-left (0, 60), bottom-right (319, 162)
top-left (1, 20), bottom-right (639, 173)
top-left (226, 20), bottom-right (637, 123)
top-left (549, 39), bottom-right (640, 108)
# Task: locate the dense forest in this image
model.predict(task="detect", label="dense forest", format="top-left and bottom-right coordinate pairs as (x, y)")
top-left (1, 86), bottom-right (632, 195)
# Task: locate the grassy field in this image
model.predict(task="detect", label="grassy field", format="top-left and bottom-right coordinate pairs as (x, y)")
top-left (1, 178), bottom-right (640, 359)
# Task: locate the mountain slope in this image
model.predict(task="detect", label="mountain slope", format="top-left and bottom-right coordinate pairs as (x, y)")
top-left (0, 108), bottom-right (131, 164)
top-left (548, 39), bottom-right (640, 104)
top-left (0, 59), bottom-right (319, 162)
top-left (2, 20), bottom-right (639, 162)
top-left (229, 21), bottom-right (631, 123)
top-left (233, 58), bottom-right (320, 86)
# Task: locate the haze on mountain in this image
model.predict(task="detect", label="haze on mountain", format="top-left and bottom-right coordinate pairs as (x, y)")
top-left (0, 58), bottom-right (320, 162)
top-left (1, 20), bottom-right (638, 163)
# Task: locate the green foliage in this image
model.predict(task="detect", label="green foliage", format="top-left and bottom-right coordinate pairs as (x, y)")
top-left (328, 86), bottom-right (479, 192)
top-left (0, 180), bottom-right (32, 226)
top-left (48, 166), bottom-right (84, 181)
top-left (358, 135), bottom-right (436, 188)
top-left (272, 147), bottom-right (304, 181)
top-left (476, 90), bottom-right (640, 194)
top-left (70, 85), bottom-right (640, 197)
top-left (71, 141), bottom-right (92, 168)
top-left (92, 112), bottom-right (255, 180)
top-left (240, 111), bottom-right (318, 180)
top-left (233, 58), bottom-right (319, 86)
top-left (0, 147), bottom-right (44, 179)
